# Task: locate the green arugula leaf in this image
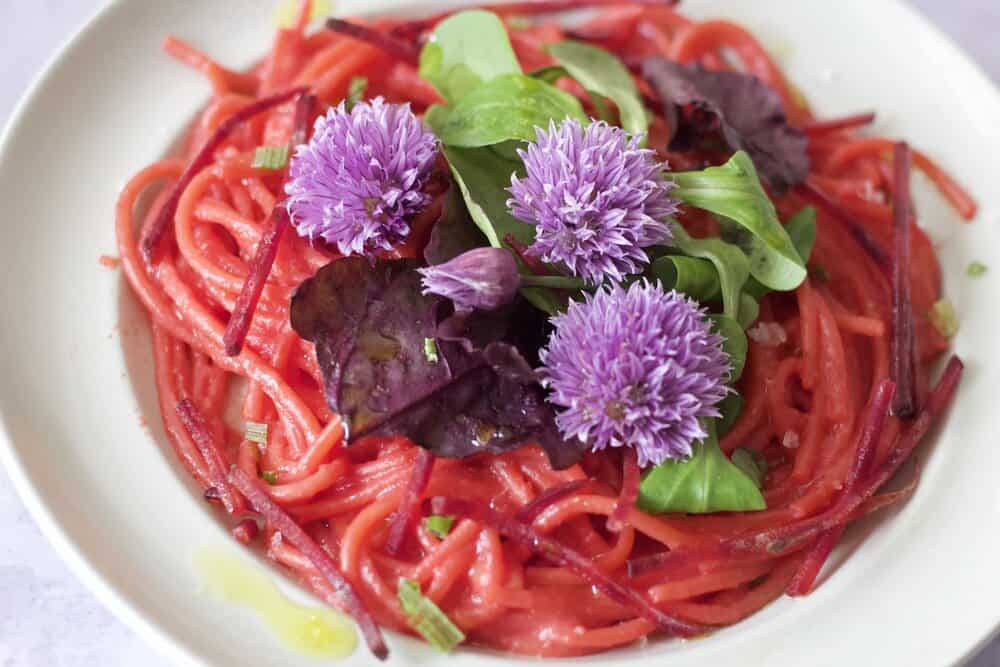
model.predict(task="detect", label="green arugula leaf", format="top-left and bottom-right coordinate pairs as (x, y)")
top-left (441, 145), bottom-right (562, 314)
top-left (546, 40), bottom-right (649, 136)
top-left (669, 151), bottom-right (807, 291)
top-left (709, 314), bottom-right (747, 382)
top-left (637, 421), bottom-right (766, 514)
top-left (741, 206), bottom-right (816, 300)
top-left (419, 10), bottom-right (521, 104)
top-left (434, 74), bottom-right (589, 147)
top-left (670, 224), bottom-right (750, 321)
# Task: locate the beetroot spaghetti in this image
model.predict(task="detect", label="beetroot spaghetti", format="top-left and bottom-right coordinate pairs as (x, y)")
top-left (116, 1), bottom-right (971, 659)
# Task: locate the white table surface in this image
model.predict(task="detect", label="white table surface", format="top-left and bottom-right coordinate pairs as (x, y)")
top-left (1, 1), bottom-right (998, 665)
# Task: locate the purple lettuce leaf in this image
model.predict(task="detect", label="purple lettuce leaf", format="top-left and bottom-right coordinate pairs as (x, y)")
top-left (641, 57), bottom-right (809, 192)
top-left (290, 258), bottom-right (583, 468)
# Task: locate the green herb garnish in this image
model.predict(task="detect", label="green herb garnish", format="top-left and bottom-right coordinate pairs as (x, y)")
top-left (252, 145), bottom-right (289, 170)
top-left (245, 421), bottom-right (268, 446)
top-left (260, 470), bottom-right (278, 485)
top-left (929, 299), bottom-right (959, 338)
top-left (345, 76), bottom-right (368, 111)
top-left (424, 515), bottom-right (455, 539)
top-left (398, 578), bottom-right (466, 652)
top-left (423, 337), bottom-right (439, 364)
top-left (968, 261), bottom-right (988, 277)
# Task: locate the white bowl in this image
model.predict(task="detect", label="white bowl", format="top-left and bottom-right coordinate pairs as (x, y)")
top-left (1, 1), bottom-right (999, 665)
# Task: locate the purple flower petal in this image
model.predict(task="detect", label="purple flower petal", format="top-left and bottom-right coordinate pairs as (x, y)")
top-left (285, 97), bottom-right (439, 257)
top-left (507, 119), bottom-right (678, 284)
top-left (418, 247), bottom-right (521, 312)
top-left (539, 281), bottom-right (730, 467)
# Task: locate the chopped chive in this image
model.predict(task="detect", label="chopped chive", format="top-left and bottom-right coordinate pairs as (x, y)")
top-left (424, 515), bottom-right (454, 539)
top-left (260, 470), bottom-right (278, 485)
top-left (928, 299), bottom-right (959, 338)
top-left (968, 261), bottom-right (988, 277)
top-left (423, 337), bottom-right (439, 364)
top-left (245, 421), bottom-right (269, 446)
top-left (398, 578), bottom-right (465, 652)
top-left (252, 145), bottom-right (290, 170)
top-left (346, 76), bottom-right (368, 111)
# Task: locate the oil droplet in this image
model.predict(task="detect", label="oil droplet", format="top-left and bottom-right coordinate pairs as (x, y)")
top-left (194, 547), bottom-right (356, 659)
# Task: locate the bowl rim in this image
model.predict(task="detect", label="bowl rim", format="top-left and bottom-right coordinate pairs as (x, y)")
top-left (1, 2), bottom-right (999, 666)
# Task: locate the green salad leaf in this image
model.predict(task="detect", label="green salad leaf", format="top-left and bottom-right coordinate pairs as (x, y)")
top-left (419, 10), bottom-right (521, 103)
top-left (731, 447), bottom-right (768, 489)
top-left (433, 74), bottom-right (589, 147)
top-left (669, 151), bottom-right (807, 291)
top-left (442, 145), bottom-right (562, 314)
top-left (709, 314), bottom-right (748, 382)
top-left (546, 40), bottom-right (649, 136)
top-left (637, 421), bottom-right (766, 514)
top-left (742, 206), bottom-right (816, 299)
top-left (651, 255), bottom-right (721, 303)
top-left (670, 223), bottom-right (750, 321)
top-left (717, 394), bottom-right (744, 436)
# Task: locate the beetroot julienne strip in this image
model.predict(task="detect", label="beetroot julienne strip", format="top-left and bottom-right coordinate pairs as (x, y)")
top-left (229, 467), bottom-right (390, 660)
top-left (797, 180), bottom-right (890, 269)
top-left (384, 449), bottom-right (436, 556)
top-left (515, 479), bottom-right (591, 524)
top-left (291, 93), bottom-right (317, 147)
top-left (325, 19), bottom-right (419, 65)
top-left (429, 496), bottom-right (704, 637)
top-left (628, 357), bottom-right (962, 578)
top-left (223, 205), bottom-right (291, 356)
top-left (802, 111), bottom-right (876, 136)
top-left (140, 86), bottom-right (308, 261)
top-left (176, 399), bottom-right (241, 514)
top-left (608, 448), bottom-right (639, 532)
top-left (890, 142), bottom-right (917, 418)
top-left (786, 379), bottom-right (895, 596)
top-left (391, 0), bottom-right (678, 38)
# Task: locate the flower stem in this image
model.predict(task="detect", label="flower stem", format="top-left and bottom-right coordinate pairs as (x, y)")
top-left (520, 275), bottom-right (587, 289)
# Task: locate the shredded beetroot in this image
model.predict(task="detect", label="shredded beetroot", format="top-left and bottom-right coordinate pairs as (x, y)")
top-left (628, 357), bottom-right (962, 579)
top-left (607, 448), bottom-right (639, 532)
top-left (797, 180), bottom-right (889, 268)
top-left (802, 112), bottom-right (876, 136)
top-left (325, 19), bottom-right (419, 65)
top-left (223, 205), bottom-right (291, 356)
top-left (291, 93), bottom-right (317, 147)
top-left (391, 0), bottom-right (677, 39)
top-left (176, 399), bottom-right (241, 514)
top-left (229, 467), bottom-right (389, 660)
top-left (384, 449), bottom-right (436, 556)
top-left (890, 143), bottom-right (917, 418)
top-left (429, 496), bottom-right (703, 637)
top-left (515, 479), bottom-right (591, 524)
top-left (232, 518), bottom-right (259, 544)
top-left (140, 87), bottom-right (308, 261)
top-left (786, 380), bottom-right (894, 596)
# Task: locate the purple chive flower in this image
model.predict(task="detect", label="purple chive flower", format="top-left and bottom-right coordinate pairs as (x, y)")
top-left (419, 247), bottom-right (520, 312)
top-left (539, 281), bottom-right (730, 467)
top-left (285, 97), bottom-right (439, 257)
top-left (507, 119), bottom-right (678, 285)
